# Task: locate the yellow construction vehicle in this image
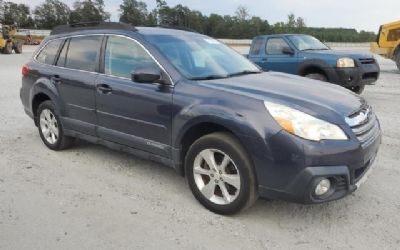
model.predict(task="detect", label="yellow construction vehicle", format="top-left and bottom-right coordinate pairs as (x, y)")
top-left (0, 23), bottom-right (23, 54)
top-left (370, 20), bottom-right (400, 70)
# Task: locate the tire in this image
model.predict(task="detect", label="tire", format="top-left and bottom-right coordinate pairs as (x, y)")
top-left (2, 42), bottom-right (13, 54)
top-left (13, 42), bottom-right (22, 54)
top-left (395, 49), bottom-right (400, 71)
top-left (304, 73), bottom-right (328, 82)
top-left (185, 132), bottom-right (258, 215)
top-left (36, 100), bottom-right (73, 150)
top-left (348, 85), bottom-right (365, 94)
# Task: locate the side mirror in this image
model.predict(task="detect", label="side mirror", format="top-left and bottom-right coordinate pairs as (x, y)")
top-left (131, 66), bottom-right (165, 84)
top-left (282, 46), bottom-right (295, 55)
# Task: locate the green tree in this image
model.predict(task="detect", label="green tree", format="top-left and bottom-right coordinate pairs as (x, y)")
top-left (34, 0), bottom-right (70, 29)
top-left (119, 0), bottom-right (148, 26)
top-left (0, 0), bottom-right (5, 21)
top-left (2, 1), bottom-right (34, 28)
top-left (69, 0), bottom-right (110, 23)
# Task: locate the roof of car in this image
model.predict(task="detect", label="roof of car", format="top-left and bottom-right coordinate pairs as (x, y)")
top-left (255, 34), bottom-right (311, 39)
top-left (50, 22), bottom-right (198, 37)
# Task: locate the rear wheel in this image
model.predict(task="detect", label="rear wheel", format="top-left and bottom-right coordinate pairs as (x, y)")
top-left (2, 42), bottom-right (13, 54)
top-left (395, 49), bottom-right (400, 71)
top-left (37, 101), bottom-right (73, 150)
top-left (13, 42), bottom-right (22, 54)
top-left (304, 73), bottom-right (328, 82)
top-left (185, 132), bottom-right (257, 214)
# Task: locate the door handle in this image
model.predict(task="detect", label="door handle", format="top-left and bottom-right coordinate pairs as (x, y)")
top-left (261, 58), bottom-right (268, 62)
top-left (51, 75), bottom-right (61, 84)
top-left (96, 84), bottom-right (112, 94)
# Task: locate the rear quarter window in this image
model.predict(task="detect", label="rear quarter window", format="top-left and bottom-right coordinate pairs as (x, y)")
top-left (36, 39), bottom-right (63, 65)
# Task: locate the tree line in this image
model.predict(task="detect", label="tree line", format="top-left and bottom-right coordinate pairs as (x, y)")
top-left (0, 0), bottom-right (376, 42)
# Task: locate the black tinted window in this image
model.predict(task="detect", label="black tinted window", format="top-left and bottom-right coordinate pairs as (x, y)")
top-left (65, 36), bottom-right (102, 72)
top-left (250, 37), bottom-right (263, 55)
top-left (104, 36), bottom-right (158, 78)
top-left (387, 28), bottom-right (400, 42)
top-left (265, 38), bottom-right (289, 55)
top-left (36, 39), bottom-right (63, 65)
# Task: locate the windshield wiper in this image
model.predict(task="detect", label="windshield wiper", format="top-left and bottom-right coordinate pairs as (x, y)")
top-left (227, 70), bottom-right (262, 77)
top-left (189, 74), bottom-right (228, 80)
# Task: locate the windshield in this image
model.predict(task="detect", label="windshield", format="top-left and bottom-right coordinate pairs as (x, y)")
top-left (288, 35), bottom-right (329, 51)
top-left (145, 34), bottom-right (260, 80)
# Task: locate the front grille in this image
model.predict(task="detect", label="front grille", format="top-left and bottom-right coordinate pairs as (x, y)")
top-left (346, 106), bottom-right (380, 146)
top-left (358, 58), bottom-right (375, 64)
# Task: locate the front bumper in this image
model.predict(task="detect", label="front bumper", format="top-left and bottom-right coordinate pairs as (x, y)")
top-left (246, 126), bottom-right (381, 204)
top-left (325, 61), bottom-right (380, 87)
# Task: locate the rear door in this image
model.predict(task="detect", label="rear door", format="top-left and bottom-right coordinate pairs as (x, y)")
top-left (262, 37), bottom-right (298, 74)
top-left (95, 35), bottom-right (173, 158)
top-left (54, 35), bottom-right (103, 136)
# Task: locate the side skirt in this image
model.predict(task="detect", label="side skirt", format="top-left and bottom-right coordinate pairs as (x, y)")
top-left (64, 129), bottom-right (180, 171)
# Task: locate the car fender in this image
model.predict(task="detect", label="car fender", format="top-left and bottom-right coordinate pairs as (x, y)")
top-left (297, 59), bottom-right (334, 80)
top-left (29, 77), bottom-right (62, 116)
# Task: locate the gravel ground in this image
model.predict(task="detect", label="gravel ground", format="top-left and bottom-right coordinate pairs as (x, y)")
top-left (1, 46), bottom-right (400, 250)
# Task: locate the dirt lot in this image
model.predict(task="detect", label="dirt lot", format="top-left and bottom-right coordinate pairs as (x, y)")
top-left (1, 46), bottom-right (400, 250)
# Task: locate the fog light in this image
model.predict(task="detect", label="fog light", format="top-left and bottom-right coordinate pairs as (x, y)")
top-left (315, 178), bottom-right (331, 196)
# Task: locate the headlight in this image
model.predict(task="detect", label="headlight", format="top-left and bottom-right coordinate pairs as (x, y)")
top-left (337, 57), bottom-right (355, 68)
top-left (264, 101), bottom-right (348, 141)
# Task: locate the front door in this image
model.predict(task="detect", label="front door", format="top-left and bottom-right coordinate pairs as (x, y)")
top-left (95, 35), bottom-right (173, 158)
top-left (262, 37), bottom-right (298, 74)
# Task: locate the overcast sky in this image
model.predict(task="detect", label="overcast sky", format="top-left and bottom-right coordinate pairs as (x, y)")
top-left (12, 0), bottom-right (400, 32)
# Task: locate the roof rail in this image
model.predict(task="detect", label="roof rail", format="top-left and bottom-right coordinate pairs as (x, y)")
top-left (145, 25), bottom-right (199, 33)
top-left (50, 22), bottom-right (137, 35)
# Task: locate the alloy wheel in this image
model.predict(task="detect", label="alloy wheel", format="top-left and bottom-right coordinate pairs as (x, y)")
top-left (193, 149), bottom-right (241, 205)
top-left (39, 109), bottom-right (59, 145)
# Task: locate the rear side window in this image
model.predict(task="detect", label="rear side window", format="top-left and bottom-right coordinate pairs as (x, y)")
top-left (104, 36), bottom-right (158, 79)
top-left (36, 39), bottom-right (63, 65)
top-left (65, 36), bottom-right (102, 72)
top-left (265, 38), bottom-right (289, 55)
top-left (250, 37), bottom-right (264, 55)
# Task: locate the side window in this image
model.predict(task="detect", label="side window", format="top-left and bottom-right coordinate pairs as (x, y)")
top-left (36, 39), bottom-right (63, 65)
top-left (387, 28), bottom-right (400, 42)
top-left (56, 39), bottom-right (69, 67)
top-left (65, 36), bottom-right (102, 72)
top-left (105, 36), bottom-right (158, 79)
top-left (250, 37), bottom-right (264, 55)
top-left (266, 38), bottom-right (289, 55)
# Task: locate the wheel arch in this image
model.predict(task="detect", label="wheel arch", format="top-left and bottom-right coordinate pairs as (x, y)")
top-left (30, 78), bottom-right (62, 125)
top-left (297, 59), bottom-right (332, 81)
top-left (174, 117), bottom-right (256, 177)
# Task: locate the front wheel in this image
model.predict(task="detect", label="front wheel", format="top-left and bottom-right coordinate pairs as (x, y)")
top-left (36, 101), bottom-right (73, 150)
top-left (304, 73), bottom-right (328, 82)
top-left (185, 132), bottom-right (257, 215)
top-left (395, 50), bottom-right (400, 71)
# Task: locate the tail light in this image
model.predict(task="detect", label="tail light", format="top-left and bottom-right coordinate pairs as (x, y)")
top-left (22, 64), bottom-right (29, 77)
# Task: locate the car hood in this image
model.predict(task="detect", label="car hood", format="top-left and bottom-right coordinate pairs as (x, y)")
top-left (303, 49), bottom-right (374, 59)
top-left (197, 72), bottom-right (365, 122)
